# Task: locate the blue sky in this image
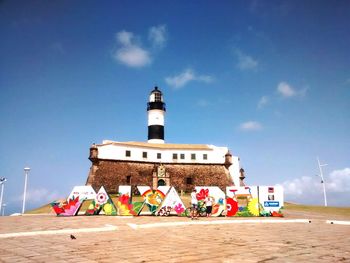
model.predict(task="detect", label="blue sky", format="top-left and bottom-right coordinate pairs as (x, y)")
top-left (1, 1), bottom-right (349, 214)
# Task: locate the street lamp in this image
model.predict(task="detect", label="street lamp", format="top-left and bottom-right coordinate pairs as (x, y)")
top-left (0, 177), bottom-right (7, 216)
top-left (22, 167), bottom-right (30, 214)
top-left (316, 157), bottom-right (328, 207)
top-left (2, 203), bottom-right (6, 216)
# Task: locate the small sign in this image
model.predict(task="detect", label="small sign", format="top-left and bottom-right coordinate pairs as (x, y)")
top-left (264, 201), bottom-right (280, 207)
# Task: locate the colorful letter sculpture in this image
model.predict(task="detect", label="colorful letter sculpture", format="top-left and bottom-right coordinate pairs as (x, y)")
top-left (258, 185), bottom-right (284, 216)
top-left (51, 196), bottom-right (82, 216)
top-left (196, 186), bottom-right (226, 217)
top-left (51, 185), bottom-right (284, 217)
top-left (85, 186), bottom-right (117, 216)
top-left (137, 186), bottom-right (166, 215)
top-left (156, 187), bottom-right (186, 216)
top-left (226, 186), bottom-right (260, 216)
top-left (226, 186), bottom-right (283, 217)
top-left (226, 197), bottom-right (239, 217)
top-left (115, 185), bottom-right (136, 216)
top-left (51, 185), bottom-right (97, 216)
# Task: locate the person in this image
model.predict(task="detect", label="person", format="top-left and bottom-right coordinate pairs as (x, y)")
top-left (205, 196), bottom-right (213, 217)
top-left (190, 188), bottom-right (198, 220)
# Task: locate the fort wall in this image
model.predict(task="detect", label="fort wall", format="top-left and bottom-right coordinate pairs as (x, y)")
top-left (86, 159), bottom-right (233, 194)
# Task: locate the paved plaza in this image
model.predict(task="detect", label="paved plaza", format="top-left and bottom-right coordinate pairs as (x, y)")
top-left (0, 210), bottom-right (350, 263)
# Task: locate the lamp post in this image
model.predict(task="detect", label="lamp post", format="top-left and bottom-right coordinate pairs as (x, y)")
top-left (316, 157), bottom-right (328, 207)
top-left (0, 177), bottom-right (7, 216)
top-left (22, 167), bottom-right (30, 214)
top-left (2, 203), bottom-right (6, 216)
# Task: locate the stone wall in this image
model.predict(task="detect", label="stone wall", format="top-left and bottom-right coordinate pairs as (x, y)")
top-left (86, 159), bottom-right (234, 194)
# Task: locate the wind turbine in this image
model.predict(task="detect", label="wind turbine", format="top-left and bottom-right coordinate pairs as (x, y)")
top-left (316, 157), bottom-right (328, 207)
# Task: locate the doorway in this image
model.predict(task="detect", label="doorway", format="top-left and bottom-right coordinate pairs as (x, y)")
top-left (157, 179), bottom-right (165, 186)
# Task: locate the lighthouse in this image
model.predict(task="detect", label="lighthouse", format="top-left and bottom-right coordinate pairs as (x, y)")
top-left (87, 85), bottom-right (242, 194)
top-left (147, 86), bottom-right (166, 143)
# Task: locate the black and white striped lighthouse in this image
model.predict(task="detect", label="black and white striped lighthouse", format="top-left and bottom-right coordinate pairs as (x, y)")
top-left (147, 86), bottom-right (166, 143)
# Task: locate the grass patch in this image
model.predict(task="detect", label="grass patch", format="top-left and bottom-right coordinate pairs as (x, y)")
top-left (26, 203), bottom-right (55, 214)
top-left (284, 202), bottom-right (350, 217)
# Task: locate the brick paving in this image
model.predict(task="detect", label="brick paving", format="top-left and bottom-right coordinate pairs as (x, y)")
top-left (0, 210), bottom-right (349, 262)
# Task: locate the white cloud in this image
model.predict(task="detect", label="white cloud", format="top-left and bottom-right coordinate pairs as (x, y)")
top-left (236, 50), bottom-right (258, 70)
top-left (277, 81), bottom-right (308, 98)
top-left (149, 25), bottom-right (167, 48)
top-left (280, 176), bottom-right (319, 197)
top-left (113, 30), bottom-right (152, 67)
top-left (165, 68), bottom-right (213, 89)
top-left (257, 95), bottom-right (269, 109)
top-left (115, 46), bottom-right (151, 67)
top-left (116, 31), bottom-right (134, 46)
top-left (239, 121), bottom-right (262, 131)
top-left (165, 69), bottom-right (194, 88)
top-left (277, 81), bottom-right (296, 97)
top-left (113, 25), bottom-right (168, 67)
top-left (14, 188), bottom-right (63, 205)
top-left (279, 168), bottom-right (350, 206)
top-left (256, 83), bottom-right (308, 110)
top-left (327, 168), bottom-right (350, 192)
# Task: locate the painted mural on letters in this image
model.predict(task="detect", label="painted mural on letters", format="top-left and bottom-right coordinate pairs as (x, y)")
top-left (195, 186), bottom-right (226, 217)
top-left (226, 186), bottom-right (283, 217)
top-left (85, 186), bottom-right (117, 216)
top-left (156, 187), bottom-right (186, 216)
top-left (51, 185), bottom-right (283, 217)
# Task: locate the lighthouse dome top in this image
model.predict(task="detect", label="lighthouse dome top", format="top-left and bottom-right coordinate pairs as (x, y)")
top-left (149, 86), bottom-right (164, 103)
top-left (150, 86), bottom-right (162, 95)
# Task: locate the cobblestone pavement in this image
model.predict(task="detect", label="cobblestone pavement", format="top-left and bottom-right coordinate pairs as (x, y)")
top-left (0, 210), bottom-right (349, 263)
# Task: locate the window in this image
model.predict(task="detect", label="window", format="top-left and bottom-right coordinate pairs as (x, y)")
top-left (180, 154), bottom-right (185, 159)
top-left (157, 153), bottom-right (161, 159)
top-left (125, 150), bottom-right (131, 157)
top-left (142, 152), bottom-right (147, 158)
top-left (173, 153), bottom-right (178, 160)
top-left (203, 154), bottom-right (208, 160)
top-left (126, 175), bottom-right (131, 184)
top-left (155, 92), bottom-right (161, 102)
top-left (191, 153), bottom-right (196, 160)
top-left (186, 177), bottom-right (193, 185)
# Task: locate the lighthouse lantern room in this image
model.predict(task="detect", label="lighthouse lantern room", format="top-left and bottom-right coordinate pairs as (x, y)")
top-left (147, 87), bottom-right (166, 144)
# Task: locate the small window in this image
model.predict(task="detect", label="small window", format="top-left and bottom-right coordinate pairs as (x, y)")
top-left (180, 154), bottom-right (185, 159)
top-left (155, 92), bottom-right (161, 102)
top-left (203, 154), bottom-right (208, 160)
top-left (191, 153), bottom-right (196, 160)
top-left (125, 150), bottom-right (131, 157)
top-left (157, 153), bottom-right (161, 159)
top-left (173, 153), bottom-right (178, 159)
top-left (126, 175), bottom-right (131, 184)
top-left (186, 177), bottom-right (193, 185)
top-left (142, 152), bottom-right (147, 158)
